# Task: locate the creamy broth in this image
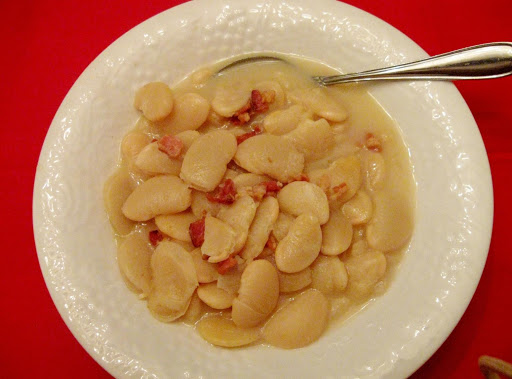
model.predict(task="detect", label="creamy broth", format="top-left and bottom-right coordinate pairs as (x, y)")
top-left (104, 54), bottom-right (415, 349)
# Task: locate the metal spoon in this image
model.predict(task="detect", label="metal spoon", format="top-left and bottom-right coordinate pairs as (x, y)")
top-left (219, 42), bottom-right (512, 85)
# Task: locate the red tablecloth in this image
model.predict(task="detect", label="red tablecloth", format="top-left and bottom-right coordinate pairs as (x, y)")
top-left (3, 0), bottom-right (511, 377)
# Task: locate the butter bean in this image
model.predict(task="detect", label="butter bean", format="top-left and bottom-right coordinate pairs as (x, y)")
top-left (311, 255), bottom-right (348, 295)
top-left (279, 267), bottom-right (312, 293)
top-left (232, 173), bottom-right (271, 188)
top-left (345, 250), bottom-right (386, 299)
top-left (299, 87), bottom-right (347, 122)
top-left (240, 196), bottom-right (279, 261)
top-left (103, 167), bottom-right (136, 235)
top-left (211, 84), bottom-right (251, 117)
top-left (349, 239), bottom-right (368, 257)
top-left (175, 130), bottom-right (200, 153)
top-left (197, 283), bottom-right (235, 309)
top-left (201, 216), bottom-right (237, 263)
top-left (180, 291), bottom-right (203, 324)
top-left (272, 212), bottom-right (295, 241)
top-left (264, 255), bottom-right (312, 293)
top-left (284, 118), bottom-right (334, 161)
top-left (117, 232), bottom-right (153, 295)
top-left (263, 289), bottom-right (329, 349)
top-left (321, 208), bottom-right (352, 256)
top-left (147, 241), bottom-right (198, 322)
top-left (173, 240), bottom-right (195, 253)
top-left (234, 134), bottom-right (304, 183)
top-left (275, 213), bottom-right (322, 273)
top-left (232, 260), bottom-right (279, 327)
top-left (121, 131), bottom-right (151, 162)
top-left (135, 142), bottom-right (182, 176)
top-left (189, 248), bottom-right (218, 284)
top-left (134, 82), bottom-right (174, 122)
top-left (362, 150), bottom-right (386, 191)
top-left (263, 104), bottom-right (307, 135)
top-left (149, 296), bottom-right (191, 324)
top-left (366, 190), bottom-right (414, 252)
top-left (122, 175), bottom-right (191, 221)
top-left (180, 130), bottom-right (237, 192)
top-left (217, 195), bottom-right (258, 252)
top-left (343, 190), bottom-right (373, 225)
top-left (157, 92), bottom-right (210, 134)
top-left (310, 154), bottom-right (362, 204)
top-left (190, 68), bottom-right (213, 86)
top-left (277, 181), bottom-right (329, 225)
top-left (155, 211), bottom-right (198, 243)
top-left (197, 316), bottom-right (260, 347)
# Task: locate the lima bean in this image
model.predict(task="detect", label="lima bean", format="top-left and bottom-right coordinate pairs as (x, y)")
top-left (234, 134), bottom-right (304, 183)
top-left (122, 175), bottom-right (191, 221)
top-left (180, 130), bottom-right (237, 192)
top-left (263, 289), bottom-right (329, 349)
top-left (275, 213), bottom-right (322, 273)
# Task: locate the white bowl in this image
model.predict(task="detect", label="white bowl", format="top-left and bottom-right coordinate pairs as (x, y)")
top-left (33, 0), bottom-right (493, 377)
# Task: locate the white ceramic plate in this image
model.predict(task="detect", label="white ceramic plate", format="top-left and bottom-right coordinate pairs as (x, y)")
top-left (33, 0), bottom-right (493, 377)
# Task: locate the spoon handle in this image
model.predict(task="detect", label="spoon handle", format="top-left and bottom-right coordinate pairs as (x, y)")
top-left (314, 42), bottom-right (512, 85)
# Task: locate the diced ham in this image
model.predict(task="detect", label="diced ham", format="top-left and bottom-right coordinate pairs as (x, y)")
top-left (206, 179), bottom-right (237, 204)
top-left (265, 234), bottom-right (278, 251)
top-left (230, 100), bottom-right (251, 125)
top-left (235, 100), bottom-right (251, 115)
top-left (149, 230), bottom-right (164, 246)
top-left (230, 89), bottom-right (276, 125)
top-left (249, 180), bottom-right (283, 201)
top-left (251, 90), bottom-right (268, 113)
top-left (249, 184), bottom-right (267, 201)
top-left (236, 125), bottom-right (262, 145)
top-left (158, 134), bottom-right (184, 158)
top-left (189, 217), bottom-right (206, 247)
top-left (261, 180), bottom-right (283, 193)
top-left (365, 133), bottom-right (382, 152)
top-left (216, 256), bottom-right (238, 275)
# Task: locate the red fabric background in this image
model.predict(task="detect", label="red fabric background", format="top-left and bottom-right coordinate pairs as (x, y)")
top-left (2, 0), bottom-right (511, 377)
